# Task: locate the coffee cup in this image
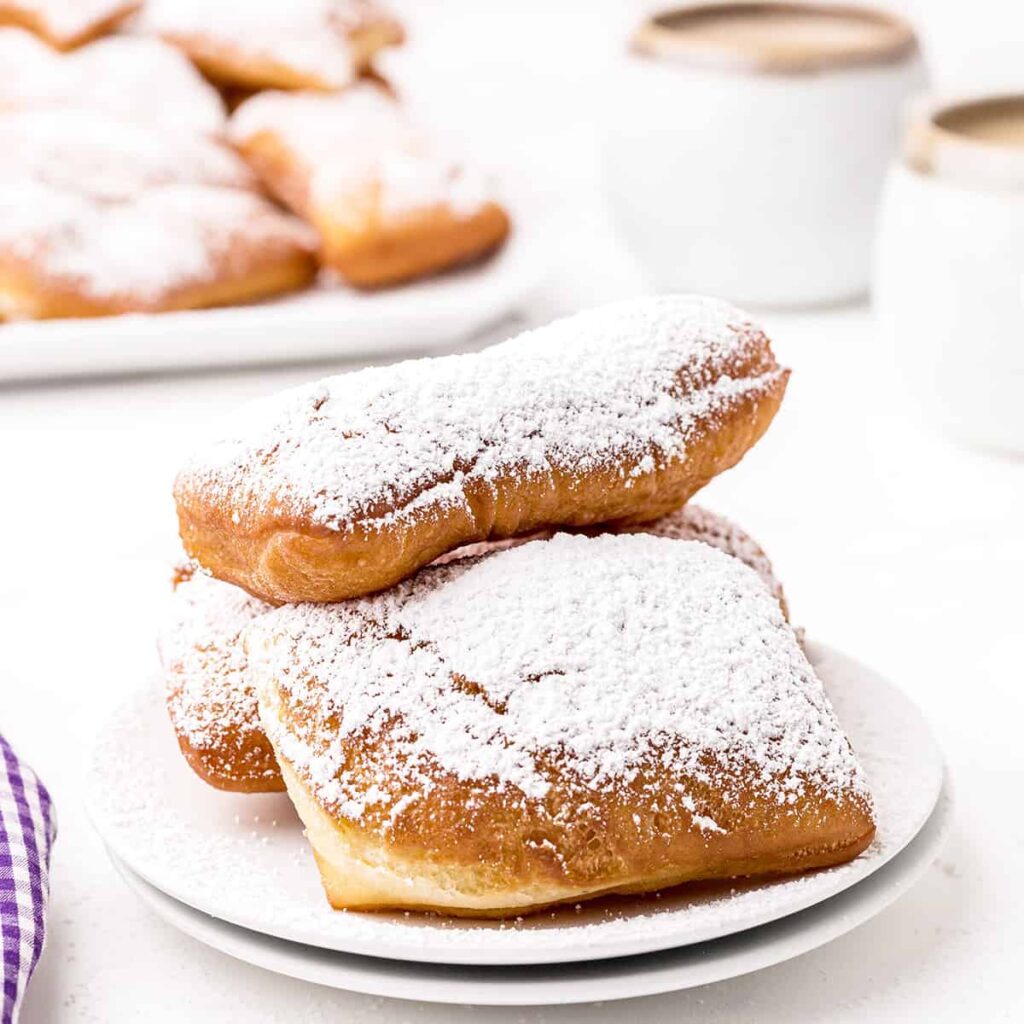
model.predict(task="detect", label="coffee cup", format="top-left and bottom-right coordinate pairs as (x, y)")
top-left (602, 2), bottom-right (925, 307)
top-left (875, 93), bottom-right (1024, 454)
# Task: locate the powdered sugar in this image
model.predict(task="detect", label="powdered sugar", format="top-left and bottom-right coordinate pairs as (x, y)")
top-left (230, 82), bottom-right (405, 156)
top-left (142, 0), bottom-right (400, 89)
top-left (0, 22), bottom-right (52, 64)
top-left (0, 29), bottom-right (226, 133)
top-left (230, 85), bottom-right (495, 220)
top-left (436, 504), bottom-right (787, 612)
top-left (0, 109), bottom-right (251, 201)
top-left (364, 151), bottom-right (494, 222)
top-left (0, 182), bottom-right (315, 301)
top-left (251, 534), bottom-right (868, 831)
top-left (0, 103), bottom-right (313, 306)
top-left (634, 503), bottom-right (786, 608)
top-left (158, 568), bottom-right (271, 749)
top-left (178, 296), bottom-right (787, 533)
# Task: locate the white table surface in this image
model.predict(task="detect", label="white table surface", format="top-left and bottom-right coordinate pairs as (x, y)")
top-left (3, 2), bottom-right (1023, 1020)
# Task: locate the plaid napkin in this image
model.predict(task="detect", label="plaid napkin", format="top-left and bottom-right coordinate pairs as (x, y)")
top-left (1, 736), bottom-right (55, 1024)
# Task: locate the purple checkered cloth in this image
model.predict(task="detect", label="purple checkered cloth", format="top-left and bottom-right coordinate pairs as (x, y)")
top-left (1, 736), bottom-right (55, 1024)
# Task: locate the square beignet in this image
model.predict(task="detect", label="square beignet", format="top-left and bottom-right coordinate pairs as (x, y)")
top-left (141, 0), bottom-right (403, 92)
top-left (229, 84), bottom-right (511, 288)
top-left (250, 533), bottom-right (873, 917)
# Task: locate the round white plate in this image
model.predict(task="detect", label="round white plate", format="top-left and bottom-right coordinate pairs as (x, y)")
top-left (87, 642), bottom-right (944, 967)
top-left (0, 218), bottom-right (545, 383)
top-left (106, 785), bottom-right (952, 1005)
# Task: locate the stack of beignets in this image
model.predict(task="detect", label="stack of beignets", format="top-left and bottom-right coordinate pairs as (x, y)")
top-left (164, 296), bottom-right (876, 917)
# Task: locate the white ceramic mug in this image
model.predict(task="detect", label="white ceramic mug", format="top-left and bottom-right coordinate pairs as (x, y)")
top-left (875, 93), bottom-right (1024, 454)
top-left (602, 2), bottom-right (925, 307)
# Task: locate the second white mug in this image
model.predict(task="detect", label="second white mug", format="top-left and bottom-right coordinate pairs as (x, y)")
top-left (875, 93), bottom-right (1024, 454)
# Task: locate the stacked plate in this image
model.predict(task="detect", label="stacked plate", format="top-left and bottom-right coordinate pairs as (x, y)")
top-left (87, 642), bottom-right (949, 1007)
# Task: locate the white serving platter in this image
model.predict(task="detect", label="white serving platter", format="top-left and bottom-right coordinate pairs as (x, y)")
top-left (87, 642), bottom-right (945, 968)
top-left (0, 222), bottom-right (545, 382)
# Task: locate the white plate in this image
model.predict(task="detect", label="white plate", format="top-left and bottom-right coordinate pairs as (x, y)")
top-left (87, 642), bottom-right (944, 967)
top-left (106, 785), bottom-right (952, 1006)
top-left (0, 222), bottom-right (544, 383)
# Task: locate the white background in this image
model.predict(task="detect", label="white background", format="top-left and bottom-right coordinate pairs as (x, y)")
top-left (3, 1), bottom-right (1023, 1020)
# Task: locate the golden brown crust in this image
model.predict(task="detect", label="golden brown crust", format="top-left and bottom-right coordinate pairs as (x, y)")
top-left (274, 753), bottom-right (874, 916)
top-left (170, 719), bottom-right (285, 795)
top-left (0, 108), bottom-right (322, 318)
top-left (160, 564), bottom-right (285, 794)
top-left (269, 710), bottom-right (874, 916)
top-left (232, 130), bottom-right (314, 216)
top-left (0, 0), bottom-right (140, 49)
top-left (317, 192), bottom-right (512, 289)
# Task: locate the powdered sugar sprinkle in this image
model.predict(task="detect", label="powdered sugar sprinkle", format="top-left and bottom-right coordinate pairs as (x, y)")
top-left (158, 567), bottom-right (271, 751)
top-left (142, 0), bottom-right (400, 89)
top-left (0, 109), bottom-right (251, 202)
top-left (250, 534), bottom-right (869, 831)
top-left (0, 29), bottom-right (226, 133)
top-left (230, 84), bottom-right (496, 220)
top-left (0, 182), bottom-right (315, 302)
top-left (178, 295), bottom-right (787, 532)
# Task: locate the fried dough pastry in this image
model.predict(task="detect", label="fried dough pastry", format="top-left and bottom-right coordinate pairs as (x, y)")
top-left (0, 183), bottom-right (317, 319)
top-left (0, 109), bottom-right (253, 199)
top-left (229, 84), bottom-right (511, 287)
top-left (159, 564), bottom-right (281, 793)
top-left (159, 505), bottom-right (791, 793)
top-left (0, 28), bottom-right (226, 132)
top-left (251, 533), bottom-right (874, 916)
top-left (142, 0), bottom-right (403, 92)
top-left (175, 296), bottom-right (790, 604)
top-left (0, 0), bottom-right (138, 49)
top-left (0, 109), bottom-right (317, 318)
